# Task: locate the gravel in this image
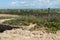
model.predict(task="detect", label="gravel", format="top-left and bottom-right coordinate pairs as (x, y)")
top-left (0, 28), bottom-right (60, 40)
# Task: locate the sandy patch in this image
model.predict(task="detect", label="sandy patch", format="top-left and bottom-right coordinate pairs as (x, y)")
top-left (0, 14), bottom-right (18, 17)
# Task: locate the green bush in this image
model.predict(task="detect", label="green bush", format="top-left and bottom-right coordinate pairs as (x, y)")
top-left (3, 20), bottom-right (20, 25)
top-left (44, 18), bottom-right (60, 33)
top-left (47, 27), bottom-right (57, 33)
top-left (3, 17), bottom-right (60, 33)
top-left (33, 19), bottom-right (44, 26)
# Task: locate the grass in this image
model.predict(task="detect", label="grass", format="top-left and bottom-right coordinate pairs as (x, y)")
top-left (2, 17), bottom-right (60, 33)
top-left (0, 17), bottom-right (12, 19)
top-left (0, 16), bottom-right (18, 19)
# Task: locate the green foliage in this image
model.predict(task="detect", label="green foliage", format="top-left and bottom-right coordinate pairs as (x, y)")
top-left (3, 17), bottom-right (60, 33)
top-left (34, 19), bottom-right (44, 26)
top-left (1, 9), bottom-right (60, 33)
top-left (3, 20), bottom-right (20, 25)
top-left (44, 18), bottom-right (60, 33)
top-left (47, 27), bottom-right (57, 33)
top-left (28, 18), bottom-right (60, 33)
top-left (22, 21), bottom-right (30, 26)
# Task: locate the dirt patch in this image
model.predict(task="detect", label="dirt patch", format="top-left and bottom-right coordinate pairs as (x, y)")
top-left (0, 14), bottom-right (18, 17)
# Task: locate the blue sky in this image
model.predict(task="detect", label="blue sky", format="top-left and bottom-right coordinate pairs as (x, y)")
top-left (0, 0), bottom-right (60, 9)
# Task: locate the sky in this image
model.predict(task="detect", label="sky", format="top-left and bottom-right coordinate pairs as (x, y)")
top-left (0, 0), bottom-right (60, 9)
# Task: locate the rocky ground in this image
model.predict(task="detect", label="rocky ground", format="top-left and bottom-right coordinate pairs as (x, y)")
top-left (0, 28), bottom-right (60, 40)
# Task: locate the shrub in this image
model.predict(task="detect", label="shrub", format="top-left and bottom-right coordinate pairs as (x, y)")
top-left (3, 20), bottom-right (20, 25)
top-left (47, 27), bottom-right (57, 33)
top-left (3, 17), bottom-right (60, 33)
top-left (34, 19), bottom-right (44, 26)
top-left (44, 18), bottom-right (60, 33)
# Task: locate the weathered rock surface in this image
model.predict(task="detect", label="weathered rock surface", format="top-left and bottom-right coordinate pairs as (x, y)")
top-left (0, 28), bottom-right (60, 40)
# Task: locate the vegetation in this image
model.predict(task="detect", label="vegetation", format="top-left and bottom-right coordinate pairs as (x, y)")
top-left (0, 9), bottom-right (60, 16)
top-left (1, 8), bottom-right (60, 33)
top-left (44, 18), bottom-right (60, 33)
top-left (0, 16), bottom-right (15, 19)
top-left (3, 17), bottom-right (60, 33)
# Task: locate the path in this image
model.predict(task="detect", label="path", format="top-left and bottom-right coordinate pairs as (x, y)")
top-left (0, 18), bottom-right (14, 24)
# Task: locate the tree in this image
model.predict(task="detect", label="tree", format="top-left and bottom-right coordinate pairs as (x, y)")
top-left (48, 8), bottom-right (50, 14)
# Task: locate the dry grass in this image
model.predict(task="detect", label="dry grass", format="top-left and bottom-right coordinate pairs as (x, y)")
top-left (0, 14), bottom-right (17, 16)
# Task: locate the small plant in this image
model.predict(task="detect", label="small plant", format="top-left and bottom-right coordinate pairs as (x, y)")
top-left (34, 19), bottom-right (44, 26)
top-left (44, 18), bottom-right (60, 33)
top-left (47, 27), bottom-right (57, 33)
top-left (22, 21), bottom-right (30, 26)
top-left (3, 20), bottom-right (20, 25)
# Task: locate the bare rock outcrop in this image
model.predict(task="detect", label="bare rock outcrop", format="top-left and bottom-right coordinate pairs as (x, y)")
top-left (0, 28), bottom-right (60, 40)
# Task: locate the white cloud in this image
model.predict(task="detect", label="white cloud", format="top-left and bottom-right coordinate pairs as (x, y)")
top-left (20, 1), bottom-right (28, 6)
top-left (48, 0), bottom-right (60, 8)
top-left (10, 0), bottom-right (60, 8)
top-left (11, 1), bottom-right (17, 5)
top-left (11, 1), bottom-right (36, 6)
top-left (20, 1), bottom-right (26, 4)
top-left (38, 0), bottom-right (60, 8)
